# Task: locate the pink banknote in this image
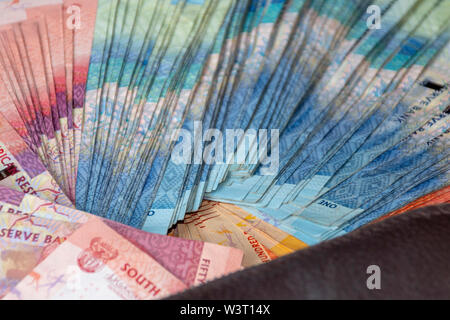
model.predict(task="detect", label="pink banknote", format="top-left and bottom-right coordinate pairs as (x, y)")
top-left (0, 186), bottom-right (243, 295)
top-left (0, 211), bottom-right (81, 297)
top-left (0, 1), bottom-right (72, 195)
top-left (0, 0), bottom-right (98, 198)
top-left (3, 216), bottom-right (187, 300)
top-left (0, 113), bottom-right (72, 207)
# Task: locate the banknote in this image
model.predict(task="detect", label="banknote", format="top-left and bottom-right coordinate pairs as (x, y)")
top-left (341, 163), bottom-right (450, 233)
top-left (276, 149), bottom-right (449, 243)
top-left (296, 113), bottom-right (449, 225)
top-left (0, 42), bottom-right (51, 169)
top-left (104, 219), bottom-right (244, 287)
top-left (237, 148), bottom-right (449, 245)
top-left (0, 211), bottom-right (80, 297)
top-left (0, 207), bottom-right (243, 298)
top-left (175, 201), bottom-right (297, 267)
top-left (0, 186), bottom-right (244, 288)
top-left (141, 0), bottom-right (248, 233)
top-left (205, 0), bottom-right (364, 186)
top-left (95, 0), bottom-right (235, 226)
top-left (146, 0), bottom-right (372, 233)
top-left (236, 204), bottom-right (323, 245)
top-left (280, 29), bottom-right (450, 208)
top-left (75, 0), bottom-right (118, 208)
top-left (174, 0), bottom-right (294, 219)
top-left (0, 112), bottom-right (71, 206)
top-left (0, 0), bottom-right (104, 199)
top-left (177, 0), bottom-right (347, 223)
top-left (272, 116), bottom-right (449, 242)
top-left (70, 0), bottom-right (98, 191)
top-left (83, 0), bottom-right (159, 214)
top-left (206, 0), bottom-right (449, 208)
top-left (77, 0), bottom-right (174, 211)
top-left (320, 71), bottom-right (450, 197)
top-left (81, 0), bottom-right (142, 212)
top-left (204, 19), bottom-right (450, 244)
top-left (3, 216), bottom-right (187, 300)
top-left (126, 0), bottom-right (237, 229)
top-left (200, 0), bottom-right (310, 196)
top-left (76, 0), bottom-right (234, 224)
top-left (373, 185), bottom-right (450, 222)
top-left (213, 201), bottom-right (308, 253)
top-left (0, 0), bottom-right (76, 195)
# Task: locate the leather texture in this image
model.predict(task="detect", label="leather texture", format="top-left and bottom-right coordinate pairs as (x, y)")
top-left (169, 203), bottom-right (450, 299)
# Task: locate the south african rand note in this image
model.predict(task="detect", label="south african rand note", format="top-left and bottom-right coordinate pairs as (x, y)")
top-left (0, 0), bottom-right (74, 195)
top-left (214, 201), bottom-right (308, 253)
top-left (0, 186), bottom-right (243, 289)
top-left (177, 202), bottom-right (278, 267)
top-left (200, 201), bottom-right (305, 257)
top-left (3, 216), bottom-right (187, 300)
top-left (373, 185), bottom-right (450, 223)
top-left (103, 219), bottom-right (243, 287)
top-left (0, 112), bottom-right (72, 207)
top-left (69, 0), bottom-right (98, 194)
top-left (0, 212), bottom-right (80, 297)
top-left (0, 0), bottom-right (97, 199)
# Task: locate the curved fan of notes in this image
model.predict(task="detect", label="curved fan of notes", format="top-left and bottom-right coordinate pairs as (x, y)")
top-left (0, 0), bottom-right (448, 299)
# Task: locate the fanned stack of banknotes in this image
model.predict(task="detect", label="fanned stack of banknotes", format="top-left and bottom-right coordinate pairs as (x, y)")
top-left (0, 0), bottom-right (448, 299)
